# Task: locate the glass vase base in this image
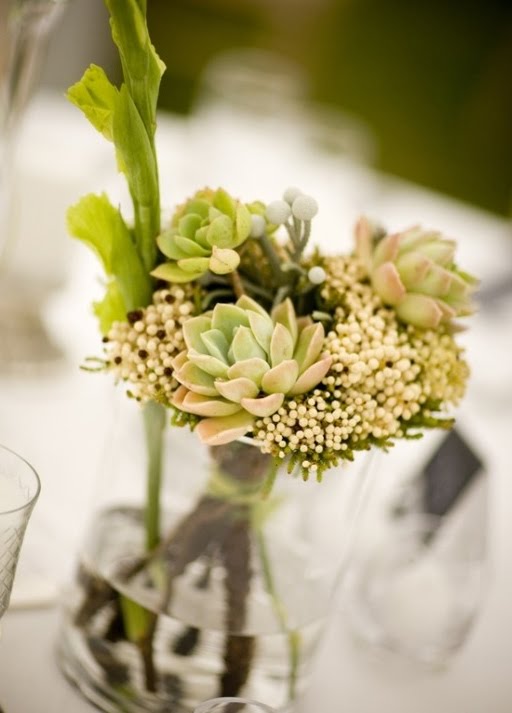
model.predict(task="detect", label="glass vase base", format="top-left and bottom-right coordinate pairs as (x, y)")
top-left (56, 506), bottom-right (321, 713)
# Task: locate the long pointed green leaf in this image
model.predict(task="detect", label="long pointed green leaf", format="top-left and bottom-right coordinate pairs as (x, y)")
top-left (105, 0), bottom-right (165, 138)
top-left (113, 85), bottom-right (159, 271)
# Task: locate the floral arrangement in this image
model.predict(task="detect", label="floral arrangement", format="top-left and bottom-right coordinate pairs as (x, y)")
top-left (102, 199), bottom-right (473, 480)
top-left (63, 1), bottom-right (477, 710)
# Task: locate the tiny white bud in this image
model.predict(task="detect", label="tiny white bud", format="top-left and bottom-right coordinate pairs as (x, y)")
top-left (250, 213), bottom-right (266, 238)
top-left (308, 266), bottom-right (327, 284)
top-left (283, 186), bottom-right (303, 204)
top-left (266, 200), bottom-right (291, 225)
top-left (292, 195), bottom-right (318, 221)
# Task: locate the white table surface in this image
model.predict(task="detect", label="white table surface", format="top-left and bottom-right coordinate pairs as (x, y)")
top-left (1, 92), bottom-right (512, 713)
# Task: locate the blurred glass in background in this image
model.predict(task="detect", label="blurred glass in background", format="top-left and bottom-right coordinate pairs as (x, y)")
top-left (344, 429), bottom-right (489, 668)
top-left (31, 0), bottom-right (512, 216)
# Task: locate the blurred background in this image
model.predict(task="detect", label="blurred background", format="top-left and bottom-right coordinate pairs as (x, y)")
top-left (40, 0), bottom-right (512, 216)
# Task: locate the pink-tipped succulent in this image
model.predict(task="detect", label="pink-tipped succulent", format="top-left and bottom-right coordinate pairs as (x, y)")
top-left (171, 296), bottom-right (332, 445)
top-left (355, 217), bottom-right (478, 329)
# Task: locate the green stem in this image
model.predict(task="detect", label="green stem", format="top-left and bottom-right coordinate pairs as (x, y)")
top-left (256, 528), bottom-right (300, 701)
top-left (261, 458), bottom-right (280, 499)
top-left (259, 232), bottom-right (285, 285)
top-left (143, 401), bottom-right (166, 550)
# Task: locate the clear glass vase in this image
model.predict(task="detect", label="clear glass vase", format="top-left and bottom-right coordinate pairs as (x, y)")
top-left (57, 407), bottom-right (373, 713)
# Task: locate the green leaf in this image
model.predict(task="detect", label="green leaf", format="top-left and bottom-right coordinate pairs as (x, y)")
top-left (213, 188), bottom-right (235, 220)
top-left (234, 202), bottom-right (252, 246)
top-left (67, 193), bottom-right (152, 315)
top-left (208, 247), bottom-right (240, 275)
top-left (66, 64), bottom-right (119, 141)
top-left (178, 214), bottom-right (203, 240)
top-left (105, 0), bottom-right (165, 139)
top-left (174, 234), bottom-right (210, 257)
top-left (156, 231), bottom-right (188, 260)
top-left (186, 199), bottom-right (210, 219)
top-left (93, 280), bottom-right (126, 335)
top-left (207, 215), bottom-right (234, 248)
top-left (113, 85), bottom-right (159, 271)
top-left (177, 257), bottom-right (210, 273)
top-left (151, 262), bottom-right (203, 283)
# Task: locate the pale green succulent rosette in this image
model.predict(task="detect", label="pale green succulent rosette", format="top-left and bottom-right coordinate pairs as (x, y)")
top-left (355, 217), bottom-right (479, 329)
top-left (171, 296), bottom-right (332, 445)
top-left (151, 188), bottom-right (252, 283)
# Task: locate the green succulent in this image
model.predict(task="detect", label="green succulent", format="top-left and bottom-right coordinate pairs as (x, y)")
top-left (151, 188), bottom-right (252, 283)
top-left (355, 217), bottom-right (478, 329)
top-left (171, 296), bottom-right (332, 445)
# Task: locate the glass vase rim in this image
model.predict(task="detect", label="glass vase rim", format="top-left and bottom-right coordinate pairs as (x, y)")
top-left (195, 697), bottom-right (277, 713)
top-left (0, 443), bottom-right (41, 516)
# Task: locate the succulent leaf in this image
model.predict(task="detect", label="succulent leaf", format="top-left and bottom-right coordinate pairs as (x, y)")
top-left (195, 411), bottom-right (255, 446)
top-left (227, 358), bottom-right (269, 386)
top-left (176, 362), bottom-right (218, 396)
top-left (289, 356), bottom-right (332, 395)
top-left (174, 234), bottom-right (210, 257)
top-left (240, 393), bottom-right (285, 417)
top-left (182, 391), bottom-right (242, 417)
top-left (247, 311), bottom-right (274, 353)
top-left (270, 323), bottom-right (295, 366)
top-left (183, 316), bottom-right (212, 353)
top-left (151, 262), bottom-right (203, 283)
top-left (229, 326), bottom-right (267, 361)
top-left (272, 298), bottom-right (298, 347)
top-left (187, 351), bottom-right (229, 378)
top-left (154, 188), bottom-right (252, 282)
top-left (211, 303), bottom-right (250, 339)
top-left (172, 297), bottom-right (331, 443)
top-left (395, 293), bottom-right (443, 329)
top-left (261, 359), bottom-right (299, 394)
top-left (208, 246), bottom-right (240, 274)
top-left (293, 322), bottom-right (325, 374)
top-left (200, 329), bottom-right (229, 362)
top-left (355, 221), bottom-right (478, 328)
top-left (215, 377), bottom-right (259, 402)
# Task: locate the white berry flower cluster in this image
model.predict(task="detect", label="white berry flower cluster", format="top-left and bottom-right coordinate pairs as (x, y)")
top-left (104, 286), bottom-right (196, 405)
top-left (252, 255), bottom-right (469, 478)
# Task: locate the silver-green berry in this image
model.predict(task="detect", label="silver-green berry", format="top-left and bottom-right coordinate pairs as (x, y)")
top-left (292, 195), bottom-right (318, 221)
top-left (283, 186), bottom-right (303, 205)
top-left (266, 200), bottom-right (291, 225)
top-left (308, 266), bottom-right (326, 284)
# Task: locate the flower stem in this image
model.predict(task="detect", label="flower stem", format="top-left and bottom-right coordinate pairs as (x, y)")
top-left (230, 269), bottom-right (245, 299)
top-left (256, 528), bottom-right (300, 701)
top-left (143, 401), bottom-right (166, 550)
top-left (261, 458), bottom-right (280, 499)
top-left (259, 232), bottom-right (285, 284)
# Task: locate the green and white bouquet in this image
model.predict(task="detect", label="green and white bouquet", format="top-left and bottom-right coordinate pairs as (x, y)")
top-left (63, 2), bottom-right (477, 710)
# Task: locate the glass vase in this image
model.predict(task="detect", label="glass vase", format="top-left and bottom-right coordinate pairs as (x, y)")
top-left (57, 409), bottom-right (373, 713)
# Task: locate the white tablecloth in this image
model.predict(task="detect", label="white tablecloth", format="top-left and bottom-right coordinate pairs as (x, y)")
top-left (1, 92), bottom-right (511, 713)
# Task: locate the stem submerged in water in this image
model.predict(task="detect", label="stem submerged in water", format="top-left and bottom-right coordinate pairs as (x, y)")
top-left (143, 401), bottom-right (166, 550)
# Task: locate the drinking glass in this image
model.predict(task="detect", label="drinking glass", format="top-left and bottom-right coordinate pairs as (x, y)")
top-left (195, 698), bottom-right (277, 713)
top-left (0, 444), bottom-right (40, 622)
top-left (345, 504), bottom-right (488, 668)
top-left (0, 0), bottom-right (69, 370)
